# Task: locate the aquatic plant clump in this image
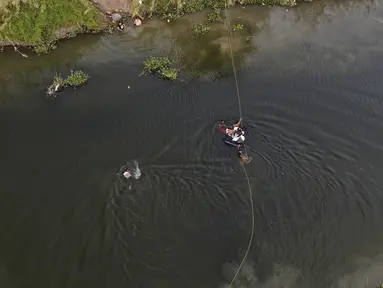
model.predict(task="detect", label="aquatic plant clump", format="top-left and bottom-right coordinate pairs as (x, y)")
top-left (193, 23), bottom-right (211, 36)
top-left (64, 70), bottom-right (90, 88)
top-left (232, 23), bottom-right (244, 32)
top-left (33, 41), bottom-right (57, 54)
top-left (142, 56), bottom-right (172, 74)
top-left (140, 56), bottom-right (178, 80)
top-left (160, 67), bottom-right (178, 80)
top-left (207, 8), bottom-right (223, 22)
top-left (377, 282), bottom-right (383, 288)
top-left (46, 70), bottom-right (89, 97)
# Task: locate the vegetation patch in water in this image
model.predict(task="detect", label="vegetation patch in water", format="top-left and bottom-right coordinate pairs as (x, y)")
top-left (159, 67), bottom-right (178, 80)
top-left (64, 70), bottom-right (90, 87)
top-left (140, 56), bottom-right (178, 80)
top-left (33, 41), bottom-right (58, 55)
top-left (232, 23), bottom-right (244, 32)
top-left (193, 23), bottom-right (211, 36)
top-left (207, 8), bottom-right (223, 22)
top-left (377, 282), bottom-right (383, 288)
top-left (0, 0), bottom-right (105, 53)
top-left (47, 70), bottom-right (89, 97)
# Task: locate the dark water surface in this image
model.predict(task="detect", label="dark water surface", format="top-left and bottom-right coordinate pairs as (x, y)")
top-left (1, 1), bottom-right (383, 287)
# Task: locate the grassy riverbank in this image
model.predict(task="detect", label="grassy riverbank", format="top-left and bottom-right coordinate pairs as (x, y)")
top-left (0, 0), bottom-right (303, 53)
top-left (129, 0), bottom-right (298, 20)
top-left (0, 0), bottom-right (105, 52)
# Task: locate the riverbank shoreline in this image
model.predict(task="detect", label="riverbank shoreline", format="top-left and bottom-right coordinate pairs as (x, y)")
top-left (0, 0), bottom-right (108, 54)
top-left (0, 0), bottom-right (308, 54)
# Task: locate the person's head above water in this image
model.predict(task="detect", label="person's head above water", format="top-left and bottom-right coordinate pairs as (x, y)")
top-left (134, 18), bottom-right (142, 26)
top-left (123, 170), bottom-right (131, 179)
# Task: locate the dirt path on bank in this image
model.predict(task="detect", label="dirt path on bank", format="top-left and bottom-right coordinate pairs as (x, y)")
top-left (91, 0), bottom-right (132, 12)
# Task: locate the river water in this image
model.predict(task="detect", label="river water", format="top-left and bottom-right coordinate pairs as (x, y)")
top-left (1, 1), bottom-right (383, 287)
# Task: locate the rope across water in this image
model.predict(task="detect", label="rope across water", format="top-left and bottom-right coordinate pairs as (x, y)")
top-left (223, 2), bottom-right (255, 287)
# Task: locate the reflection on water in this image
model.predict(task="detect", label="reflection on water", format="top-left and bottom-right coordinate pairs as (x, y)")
top-left (1, 0), bottom-right (383, 288)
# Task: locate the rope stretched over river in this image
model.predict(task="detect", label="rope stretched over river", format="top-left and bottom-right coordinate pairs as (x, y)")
top-left (224, 2), bottom-right (255, 287)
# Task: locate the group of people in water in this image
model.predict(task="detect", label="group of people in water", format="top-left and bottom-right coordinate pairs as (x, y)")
top-left (219, 119), bottom-right (250, 163)
top-left (106, 10), bottom-right (143, 32)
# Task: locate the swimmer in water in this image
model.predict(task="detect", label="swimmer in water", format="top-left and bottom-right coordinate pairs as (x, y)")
top-left (237, 143), bottom-right (249, 162)
top-left (117, 21), bottom-right (124, 31)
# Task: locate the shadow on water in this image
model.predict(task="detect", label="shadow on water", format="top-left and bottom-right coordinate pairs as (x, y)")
top-left (1, 0), bottom-right (383, 288)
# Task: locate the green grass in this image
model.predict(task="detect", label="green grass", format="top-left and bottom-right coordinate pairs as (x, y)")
top-left (0, 0), bottom-right (104, 48)
top-left (238, 0), bottom-right (297, 6)
top-left (134, 0), bottom-right (297, 21)
top-left (136, 0), bottom-right (229, 21)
